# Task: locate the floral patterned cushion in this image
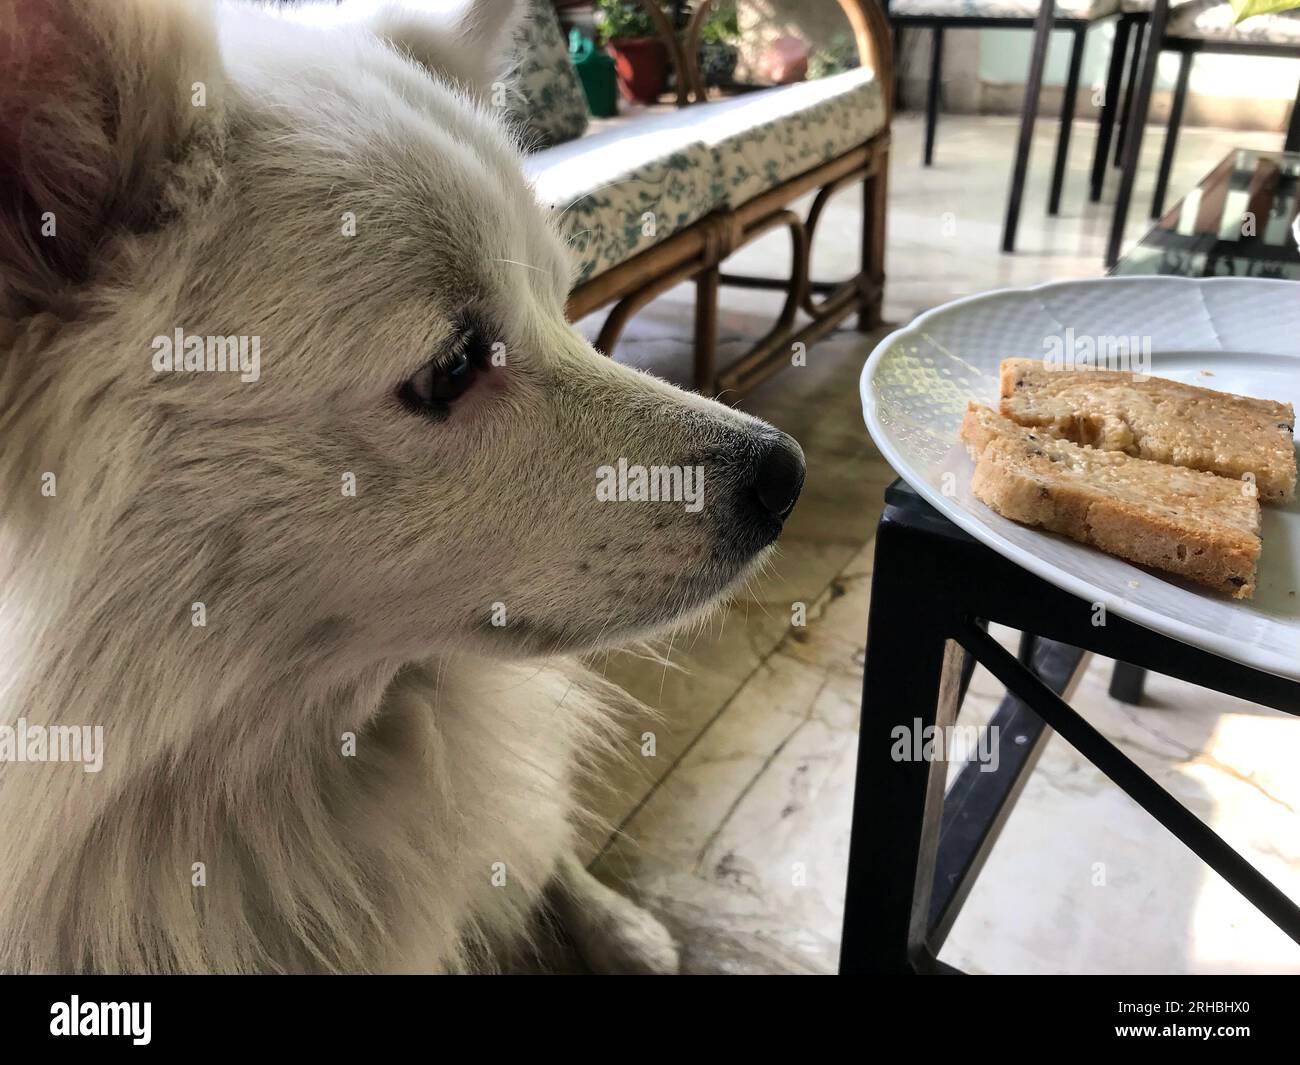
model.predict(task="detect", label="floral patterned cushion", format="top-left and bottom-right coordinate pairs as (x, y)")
top-left (1165, 0), bottom-right (1300, 42)
top-left (523, 68), bottom-right (886, 283)
top-left (523, 122), bottom-right (721, 284)
top-left (692, 67), bottom-right (886, 209)
top-left (890, 0), bottom-right (1120, 16)
top-left (506, 0), bottom-right (589, 149)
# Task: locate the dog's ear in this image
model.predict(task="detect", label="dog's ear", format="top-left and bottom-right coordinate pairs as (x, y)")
top-left (0, 0), bottom-right (225, 306)
top-left (372, 0), bottom-right (528, 98)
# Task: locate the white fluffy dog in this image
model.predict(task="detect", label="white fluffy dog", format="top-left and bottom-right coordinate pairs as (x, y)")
top-left (0, 0), bottom-right (805, 973)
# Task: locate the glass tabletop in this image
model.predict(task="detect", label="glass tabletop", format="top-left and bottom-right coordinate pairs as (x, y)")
top-left (1113, 149), bottom-right (1300, 280)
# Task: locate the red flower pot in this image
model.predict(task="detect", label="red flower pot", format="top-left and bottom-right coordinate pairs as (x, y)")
top-left (606, 37), bottom-right (667, 105)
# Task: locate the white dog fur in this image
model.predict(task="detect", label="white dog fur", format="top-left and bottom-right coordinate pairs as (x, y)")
top-left (0, 0), bottom-right (804, 973)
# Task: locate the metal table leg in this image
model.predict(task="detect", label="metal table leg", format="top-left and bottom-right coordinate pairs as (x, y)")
top-left (1107, 0), bottom-right (1170, 267)
top-left (1091, 14), bottom-right (1132, 201)
top-left (1002, 0), bottom-right (1056, 252)
top-left (1048, 25), bottom-right (1087, 216)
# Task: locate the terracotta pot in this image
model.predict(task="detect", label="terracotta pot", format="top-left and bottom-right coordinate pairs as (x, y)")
top-left (606, 37), bottom-right (667, 105)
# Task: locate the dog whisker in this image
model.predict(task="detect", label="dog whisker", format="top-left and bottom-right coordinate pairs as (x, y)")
top-left (489, 257), bottom-right (547, 274)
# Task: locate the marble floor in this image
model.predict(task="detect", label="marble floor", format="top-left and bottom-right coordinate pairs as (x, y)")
top-left (572, 112), bottom-right (1300, 974)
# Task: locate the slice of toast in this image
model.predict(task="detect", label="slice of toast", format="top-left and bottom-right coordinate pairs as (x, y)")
top-left (960, 404), bottom-right (1262, 598)
top-left (999, 358), bottom-right (1297, 504)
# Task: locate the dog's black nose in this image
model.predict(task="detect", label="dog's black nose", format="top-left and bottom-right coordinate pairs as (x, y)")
top-left (751, 434), bottom-right (805, 520)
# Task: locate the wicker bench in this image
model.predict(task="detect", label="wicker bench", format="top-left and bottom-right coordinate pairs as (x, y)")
top-left (521, 0), bottom-right (893, 397)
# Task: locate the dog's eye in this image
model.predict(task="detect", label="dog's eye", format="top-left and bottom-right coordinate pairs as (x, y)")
top-left (397, 328), bottom-right (489, 415)
top-left (410, 351), bottom-right (476, 403)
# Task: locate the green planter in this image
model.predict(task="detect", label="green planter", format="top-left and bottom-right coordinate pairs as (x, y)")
top-left (570, 29), bottom-right (618, 117)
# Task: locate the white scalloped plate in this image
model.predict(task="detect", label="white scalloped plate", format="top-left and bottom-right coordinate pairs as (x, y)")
top-left (861, 276), bottom-right (1300, 681)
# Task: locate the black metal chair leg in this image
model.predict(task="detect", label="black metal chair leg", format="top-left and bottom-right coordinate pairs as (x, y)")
top-left (1285, 74), bottom-right (1300, 152)
top-left (1107, 0), bottom-right (1169, 268)
top-left (1091, 14), bottom-right (1131, 201)
top-left (1115, 18), bottom-right (1146, 167)
top-left (1002, 0), bottom-right (1054, 252)
top-left (924, 26), bottom-right (944, 167)
top-left (1151, 49), bottom-right (1192, 219)
top-left (839, 518), bottom-right (965, 974)
top-left (1109, 660), bottom-right (1148, 705)
top-left (1049, 25), bottom-right (1087, 215)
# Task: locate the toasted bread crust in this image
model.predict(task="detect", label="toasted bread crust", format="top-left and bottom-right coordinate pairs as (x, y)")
top-left (999, 358), bottom-right (1297, 504)
top-left (961, 404), bottom-right (1261, 598)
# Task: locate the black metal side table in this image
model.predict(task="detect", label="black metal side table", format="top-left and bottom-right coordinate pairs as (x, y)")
top-left (838, 480), bottom-right (1300, 974)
